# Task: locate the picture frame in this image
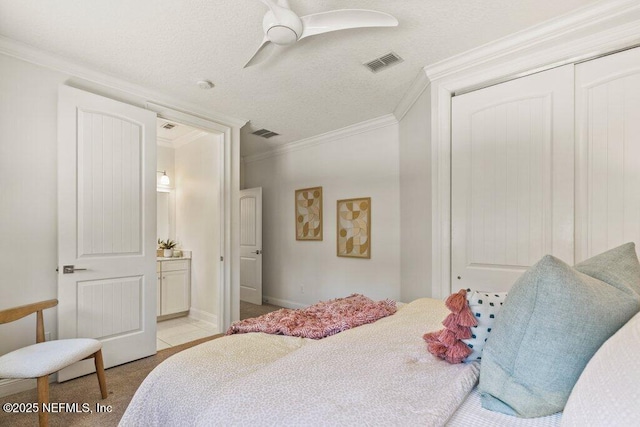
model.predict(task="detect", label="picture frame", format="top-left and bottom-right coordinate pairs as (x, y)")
top-left (336, 197), bottom-right (371, 259)
top-left (295, 186), bottom-right (323, 241)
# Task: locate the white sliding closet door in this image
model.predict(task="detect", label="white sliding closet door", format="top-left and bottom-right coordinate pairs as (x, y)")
top-left (451, 65), bottom-right (574, 292)
top-left (575, 47), bottom-right (640, 262)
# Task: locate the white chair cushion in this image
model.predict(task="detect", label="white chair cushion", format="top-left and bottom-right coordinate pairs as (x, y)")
top-left (0, 338), bottom-right (101, 378)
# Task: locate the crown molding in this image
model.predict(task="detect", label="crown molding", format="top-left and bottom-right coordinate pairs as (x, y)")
top-left (146, 102), bottom-right (238, 134)
top-left (0, 36), bottom-right (248, 129)
top-left (393, 69), bottom-right (430, 122)
top-left (157, 137), bottom-right (174, 148)
top-left (425, 0), bottom-right (640, 87)
top-left (156, 129), bottom-right (209, 149)
top-left (244, 114), bottom-right (398, 164)
top-left (173, 130), bottom-right (210, 149)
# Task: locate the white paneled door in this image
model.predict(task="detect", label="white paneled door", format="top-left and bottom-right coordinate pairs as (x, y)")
top-left (451, 65), bottom-right (575, 292)
top-left (57, 86), bottom-right (157, 381)
top-left (576, 47), bottom-right (640, 262)
top-left (239, 187), bottom-right (263, 305)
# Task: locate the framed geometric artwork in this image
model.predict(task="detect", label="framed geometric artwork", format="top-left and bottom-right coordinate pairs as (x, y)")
top-left (295, 186), bottom-right (323, 241)
top-left (336, 197), bottom-right (371, 259)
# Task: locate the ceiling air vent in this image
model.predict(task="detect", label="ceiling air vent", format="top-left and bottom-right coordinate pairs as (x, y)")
top-left (161, 122), bottom-right (176, 130)
top-left (252, 129), bottom-right (280, 139)
top-left (364, 51), bottom-right (403, 73)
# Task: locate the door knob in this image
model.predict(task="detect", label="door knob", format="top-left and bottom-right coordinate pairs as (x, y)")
top-left (62, 265), bottom-right (88, 274)
top-left (252, 250), bottom-right (261, 255)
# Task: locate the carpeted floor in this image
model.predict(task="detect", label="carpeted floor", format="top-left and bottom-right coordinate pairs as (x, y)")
top-left (0, 334), bottom-right (223, 427)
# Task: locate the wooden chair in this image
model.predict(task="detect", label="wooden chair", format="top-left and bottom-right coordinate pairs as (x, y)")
top-left (0, 299), bottom-right (107, 426)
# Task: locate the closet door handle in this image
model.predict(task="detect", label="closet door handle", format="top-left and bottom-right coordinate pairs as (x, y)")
top-left (252, 250), bottom-right (261, 255)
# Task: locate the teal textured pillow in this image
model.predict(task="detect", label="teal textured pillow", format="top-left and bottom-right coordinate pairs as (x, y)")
top-left (479, 243), bottom-right (640, 418)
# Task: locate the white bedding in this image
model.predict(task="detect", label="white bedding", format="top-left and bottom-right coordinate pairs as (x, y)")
top-left (447, 388), bottom-right (562, 427)
top-left (120, 333), bottom-right (310, 426)
top-left (121, 298), bottom-right (480, 426)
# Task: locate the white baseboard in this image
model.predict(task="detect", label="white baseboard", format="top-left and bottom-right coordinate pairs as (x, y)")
top-left (188, 307), bottom-right (219, 332)
top-left (0, 379), bottom-right (35, 398)
top-left (262, 296), bottom-right (307, 310)
top-left (0, 374), bottom-right (58, 398)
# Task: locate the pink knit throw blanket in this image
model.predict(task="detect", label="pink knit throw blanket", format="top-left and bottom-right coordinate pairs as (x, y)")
top-left (226, 294), bottom-right (397, 339)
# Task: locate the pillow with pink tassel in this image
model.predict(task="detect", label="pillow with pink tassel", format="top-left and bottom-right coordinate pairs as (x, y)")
top-left (423, 289), bottom-right (478, 363)
top-left (424, 289), bottom-right (507, 363)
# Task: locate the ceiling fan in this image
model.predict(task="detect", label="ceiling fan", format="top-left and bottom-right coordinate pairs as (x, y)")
top-left (244, 0), bottom-right (398, 68)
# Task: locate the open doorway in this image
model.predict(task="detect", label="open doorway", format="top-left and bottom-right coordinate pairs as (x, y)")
top-left (155, 118), bottom-right (224, 350)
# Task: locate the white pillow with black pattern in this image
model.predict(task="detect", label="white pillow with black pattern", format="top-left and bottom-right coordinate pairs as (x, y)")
top-left (463, 290), bottom-right (508, 362)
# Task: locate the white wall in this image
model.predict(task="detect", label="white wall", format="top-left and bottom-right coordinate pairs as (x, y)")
top-left (244, 122), bottom-right (401, 307)
top-left (398, 85), bottom-right (432, 301)
top-left (0, 55), bottom-right (168, 361)
top-left (157, 146), bottom-right (175, 181)
top-left (157, 145), bottom-right (176, 240)
top-left (0, 53), bottom-right (241, 396)
top-left (239, 156), bottom-right (246, 190)
top-left (0, 54), bottom-right (65, 367)
top-left (175, 134), bottom-right (222, 322)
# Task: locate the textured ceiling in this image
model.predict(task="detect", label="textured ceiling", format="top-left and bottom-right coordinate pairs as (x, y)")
top-left (0, 0), bottom-right (598, 157)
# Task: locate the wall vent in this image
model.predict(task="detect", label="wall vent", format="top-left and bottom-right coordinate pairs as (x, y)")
top-left (364, 51), bottom-right (403, 73)
top-left (252, 129), bottom-right (280, 139)
top-left (161, 122), bottom-right (176, 130)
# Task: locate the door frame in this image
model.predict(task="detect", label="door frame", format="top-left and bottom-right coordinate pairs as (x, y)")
top-left (422, 1), bottom-right (640, 299)
top-left (146, 102), bottom-right (235, 331)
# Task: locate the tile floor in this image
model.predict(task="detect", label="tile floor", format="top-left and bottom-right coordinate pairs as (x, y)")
top-left (156, 302), bottom-right (284, 351)
top-left (156, 317), bottom-right (218, 351)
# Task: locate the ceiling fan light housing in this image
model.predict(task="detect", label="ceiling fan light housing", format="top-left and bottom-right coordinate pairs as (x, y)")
top-left (263, 10), bottom-right (302, 45)
top-left (267, 26), bottom-right (298, 45)
top-left (245, 2), bottom-right (399, 68)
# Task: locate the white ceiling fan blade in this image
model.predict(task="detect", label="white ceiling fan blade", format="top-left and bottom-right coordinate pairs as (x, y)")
top-left (300, 9), bottom-right (398, 40)
top-left (244, 37), bottom-right (274, 68)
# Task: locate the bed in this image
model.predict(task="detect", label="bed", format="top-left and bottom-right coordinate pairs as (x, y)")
top-left (120, 298), bottom-right (566, 426)
top-left (120, 245), bottom-right (640, 427)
